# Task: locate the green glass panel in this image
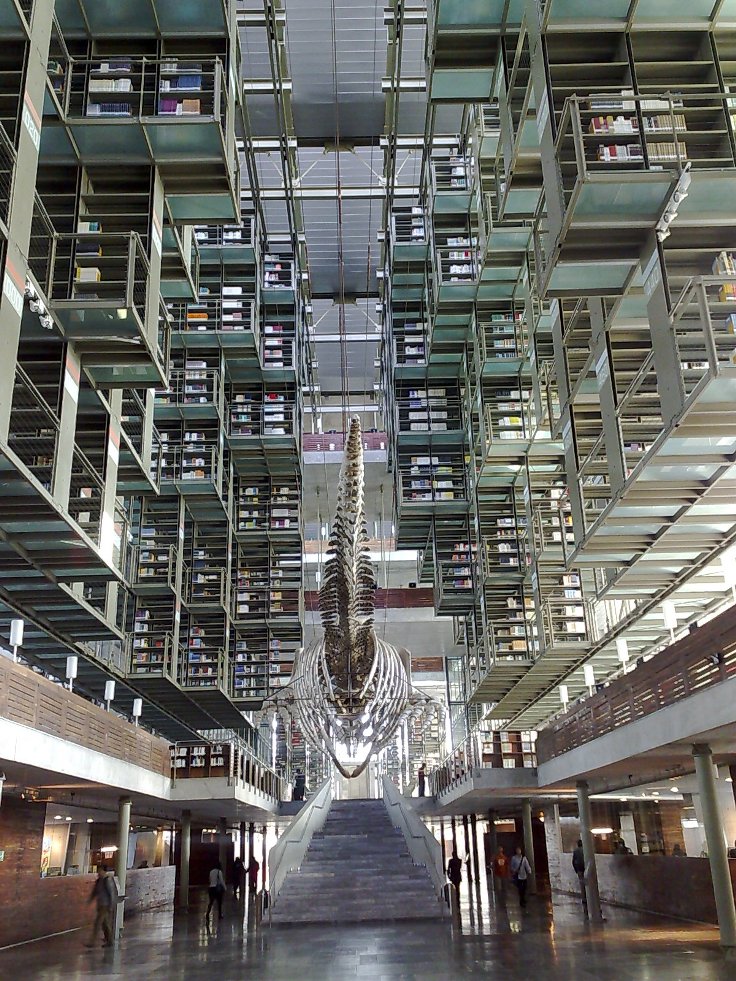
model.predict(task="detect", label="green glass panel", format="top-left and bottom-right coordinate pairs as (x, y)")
top-left (430, 70), bottom-right (492, 102)
top-left (633, 0), bottom-right (714, 23)
top-left (436, 0), bottom-right (506, 28)
top-left (547, 260), bottom-right (634, 295)
top-left (167, 193), bottom-right (238, 223)
top-left (69, 124), bottom-right (149, 161)
top-left (81, 0), bottom-right (156, 36)
top-left (573, 180), bottom-right (672, 221)
top-left (547, 0), bottom-right (630, 23)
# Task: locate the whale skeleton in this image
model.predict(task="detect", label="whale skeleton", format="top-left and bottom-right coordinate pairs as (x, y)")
top-left (257, 416), bottom-right (442, 778)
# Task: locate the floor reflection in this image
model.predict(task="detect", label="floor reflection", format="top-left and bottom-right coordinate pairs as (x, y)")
top-left (0, 873), bottom-right (729, 980)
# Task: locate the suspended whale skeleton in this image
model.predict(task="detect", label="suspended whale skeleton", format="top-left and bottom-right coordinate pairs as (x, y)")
top-left (258, 416), bottom-right (442, 778)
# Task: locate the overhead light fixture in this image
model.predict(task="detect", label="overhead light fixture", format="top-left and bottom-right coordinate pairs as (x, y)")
top-left (591, 827), bottom-right (614, 835)
top-left (670, 786), bottom-right (679, 794)
top-left (87, 818), bottom-right (94, 824)
top-left (54, 814), bottom-right (63, 820)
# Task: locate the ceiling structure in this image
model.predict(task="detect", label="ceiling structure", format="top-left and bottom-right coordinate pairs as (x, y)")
top-left (238, 0), bottom-right (443, 410)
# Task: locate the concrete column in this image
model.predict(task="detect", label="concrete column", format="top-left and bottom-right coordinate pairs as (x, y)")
top-left (450, 817), bottom-right (458, 856)
top-left (488, 809), bottom-right (498, 864)
top-left (261, 826), bottom-right (268, 891)
top-left (439, 818), bottom-right (448, 871)
top-left (239, 821), bottom-right (247, 861)
top-left (470, 814), bottom-right (481, 885)
top-left (576, 781), bottom-right (602, 922)
top-left (693, 745), bottom-right (736, 952)
top-left (218, 817), bottom-right (228, 871)
top-left (179, 810), bottom-right (191, 909)
top-left (522, 799), bottom-right (537, 894)
top-left (114, 797), bottom-right (131, 941)
top-left (462, 815), bottom-right (473, 887)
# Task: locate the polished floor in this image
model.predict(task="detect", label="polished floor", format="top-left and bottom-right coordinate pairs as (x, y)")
top-left (0, 882), bottom-right (730, 980)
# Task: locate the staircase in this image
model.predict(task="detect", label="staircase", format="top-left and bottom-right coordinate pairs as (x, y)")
top-left (270, 798), bottom-right (446, 923)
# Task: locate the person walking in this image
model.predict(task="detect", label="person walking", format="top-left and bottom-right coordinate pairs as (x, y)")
top-left (417, 763), bottom-right (426, 797)
top-left (248, 855), bottom-right (260, 893)
top-left (447, 850), bottom-right (462, 913)
top-left (207, 861), bottom-right (226, 921)
top-left (86, 865), bottom-right (114, 947)
top-left (233, 856), bottom-right (245, 900)
top-left (293, 771), bottom-right (306, 801)
top-left (510, 846), bottom-right (532, 908)
top-left (572, 839), bottom-right (588, 917)
top-left (493, 846), bottom-right (510, 901)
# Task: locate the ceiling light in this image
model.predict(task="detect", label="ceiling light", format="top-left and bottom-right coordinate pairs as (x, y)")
top-left (65, 815), bottom-right (73, 821)
top-left (670, 787), bottom-right (679, 794)
top-left (87, 818), bottom-right (94, 824)
top-left (591, 827), bottom-right (614, 835)
top-left (54, 814), bottom-right (63, 820)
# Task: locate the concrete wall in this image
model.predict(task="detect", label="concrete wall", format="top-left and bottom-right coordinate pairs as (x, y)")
top-left (543, 807), bottom-right (736, 924)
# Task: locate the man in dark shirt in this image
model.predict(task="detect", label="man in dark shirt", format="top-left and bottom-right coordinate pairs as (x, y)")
top-left (572, 840), bottom-right (588, 917)
top-left (86, 866), bottom-right (114, 947)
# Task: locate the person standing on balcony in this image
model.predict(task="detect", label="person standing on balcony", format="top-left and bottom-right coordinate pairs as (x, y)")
top-left (510, 846), bottom-right (532, 908)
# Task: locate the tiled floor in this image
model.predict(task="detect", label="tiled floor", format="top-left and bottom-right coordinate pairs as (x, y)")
top-left (0, 884), bottom-right (731, 979)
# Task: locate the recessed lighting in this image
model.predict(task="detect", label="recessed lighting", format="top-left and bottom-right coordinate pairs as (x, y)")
top-left (87, 818), bottom-right (94, 824)
top-left (619, 797), bottom-right (628, 802)
top-left (652, 791), bottom-right (660, 797)
top-left (65, 816), bottom-right (72, 821)
top-left (53, 814), bottom-right (63, 820)
top-left (591, 827), bottom-right (614, 835)
top-left (670, 787), bottom-right (679, 794)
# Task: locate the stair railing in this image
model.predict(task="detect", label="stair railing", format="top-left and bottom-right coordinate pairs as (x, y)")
top-left (267, 777), bottom-right (332, 910)
top-left (382, 775), bottom-right (447, 904)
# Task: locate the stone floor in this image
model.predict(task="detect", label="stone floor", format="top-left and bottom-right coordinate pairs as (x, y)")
top-left (0, 883), bottom-right (731, 979)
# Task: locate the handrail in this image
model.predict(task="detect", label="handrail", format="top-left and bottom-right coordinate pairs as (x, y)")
top-left (381, 776), bottom-right (446, 904)
top-left (268, 777), bottom-right (332, 908)
top-left (537, 603), bottom-right (736, 764)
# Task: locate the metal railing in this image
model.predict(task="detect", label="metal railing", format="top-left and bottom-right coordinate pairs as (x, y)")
top-left (8, 364), bottom-right (60, 488)
top-left (268, 777), bottom-right (332, 909)
top-left (160, 367), bottom-right (223, 412)
top-left (429, 729), bottom-right (538, 797)
top-left (537, 604), bottom-right (736, 764)
top-left (129, 630), bottom-right (178, 680)
top-left (170, 297), bottom-right (255, 336)
top-left (161, 444), bottom-right (222, 489)
top-left (28, 195), bottom-right (56, 294)
top-left (64, 57), bottom-right (228, 127)
top-left (433, 245), bottom-right (479, 289)
top-left (194, 216), bottom-right (255, 249)
top-left (671, 274), bottom-right (736, 396)
top-left (396, 396), bottom-right (464, 435)
top-left (302, 431), bottom-right (388, 452)
top-left (179, 647), bottom-right (228, 691)
top-left (382, 776), bottom-right (447, 904)
top-left (49, 231), bottom-right (149, 323)
top-left (130, 543), bottom-right (177, 592)
top-left (0, 123), bottom-right (15, 228)
top-left (229, 402), bottom-right (296, 439)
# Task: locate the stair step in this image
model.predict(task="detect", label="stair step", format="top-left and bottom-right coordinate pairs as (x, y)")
top-left (271, 797), bottom-right (445, 925)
